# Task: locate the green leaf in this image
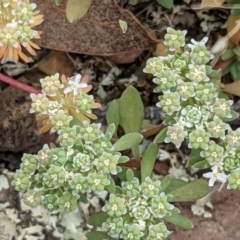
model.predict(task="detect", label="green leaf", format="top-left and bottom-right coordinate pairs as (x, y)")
top-left (105, 123), bottom-right (115, 139)
top-left (55, 0), bottom-right (62, 6)
top-left (230, 61), bottom-right (240, 81)
top-left (222, 48), bottom-right (235, 60)
top-left (161, 175), bottom-right (172, 191)
top-left (233, 46), bottom-right (240, 57)
top-left (231, 2), bottom-right (240, 15)
top-left (163, 214), bottom-right (193, 229)
top-left (157, 0), bottom-right (173, 9)
top-left (117, 166), bottom-right (140, 181)
top-left (85, 231), bottom-right (112, 240)
top-left (192, 160), bottom-right (209, 169)
top-left (165, 179), bottom-right (189, 194)
top-left (220, 109), bottom-right (239, 122)
top-left (169, 207), bottom-right (180, 215)
top-left (119, 86), bottom-right (144, 134)
top-left (153, 127), bottom-right (168, 143)
top-left (116, 186), bottom-right (123, 194)
top-left (118, 156), bottom-right (129, 163)
top-left (168, 179), bottom-right (210, 202)
top-left (141, 143), bottom-right (158, 182)
top-left (106, 100), bottom-right (120, 132)
top-left (126, 168), bottom-right (135, 181)
top-left (113, 132), bottom-right (143, 151)
top-left (105, 177), bottom-right (116, 194)
top-left (79, 194), bottom-right (88, 203)
top-left (87, 212), bottom-right (108, 227)
top-left (186, 149), bottom-right (204, 167)
top-left (66, 0), bottom-right (91, 23)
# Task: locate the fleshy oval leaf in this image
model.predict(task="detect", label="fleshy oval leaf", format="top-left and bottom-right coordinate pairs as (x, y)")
top-left (141, 142), bottom-right (158, 182)
top-left (113, 132), bottom-right (143, 151)
top-left (164, 214), bottom-right (193, 229)
top-left (167, 179), bottom-right (210, 202)
top-left (66, 0), bottom-right (91, 23)
top-left (119, 86), bottom-right (144, 134)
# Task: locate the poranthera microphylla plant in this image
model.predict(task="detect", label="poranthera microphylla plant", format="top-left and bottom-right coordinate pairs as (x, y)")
top-left (9, 26), bottom-right (240, 240)
top-left (144, 27), bottom-right (240, 190)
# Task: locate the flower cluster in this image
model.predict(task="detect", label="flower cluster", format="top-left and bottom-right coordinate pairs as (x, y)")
top-left (144, 27), bottom-right (240, 189)
top-left (102, 177), bottom-right (173, 239)
top-left (30, 73), bottom-right (101, 134)
top-left (12, 73), bottom-right (128, 212)
top-left (0, 0), bottom-right (43, 63)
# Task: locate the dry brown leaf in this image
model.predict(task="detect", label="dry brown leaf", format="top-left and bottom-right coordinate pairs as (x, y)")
top-left (155, 42), bottom-right (168, 56)
top-left (227, 15), bottom-right (240, 45)
top-left (223, 81), bottom-right (240, 97)
top-left (34, 0), bottom-right (158, 63)
top-left (37, 50), bottom-right (75, 77)
top-left (200, 0), bottom-right (225, 8)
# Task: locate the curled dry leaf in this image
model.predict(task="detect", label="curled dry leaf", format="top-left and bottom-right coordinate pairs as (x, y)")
top-left (33, 0), bottom-right (158, 63)
top-left (227, 15), bottom-right (240, 45)
top-left (200, 0), bottom-right (225, 8)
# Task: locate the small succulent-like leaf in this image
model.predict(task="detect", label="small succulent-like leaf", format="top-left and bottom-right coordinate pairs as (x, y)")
top-left (126, 168), bottom-right (135, 181)
top-left (55, 0), bottom-right (61, 5)
top-left (113, 133), bottom-right (143, 151)
top-left (157, 0), bottom-right (173, 8)
top-left (222, 48), bottom-right (235, 60)
top-left (193, 160), bottom-right (209, 169)
top-left (119, 86), bottom-right (144, 134)
top-left (186, 149), bottom-right (204, 167)
top-left (153, 127), bottom-right (168, 143)
top-left (167, 179), bottom-right (210, 202)
top-left (106, 100), bottom-right (120, 132)
top-left (141, 143), bottom-right (158, 182)
top-left (79, 194), bottom-right (88, 203)
top-left (85, 230), bottom-right (112, 240)
top-left (87, 211), bottom-right (108, 226)
top-left (233, 46), bottom-right (240, 57)
top-left (161, 175), bottom-right (172, 191)
top-left (105, 177), bottom-right (116, 194)
top-left (117, 166), bottom-right (140, 181)
top-left (118, 156), bottom-right (129, 163)
top-left (105, 123), bottom-right (115, 139)
top-left (66, 0), bottom-right (91, 23)
top-left (220, 109), bottom-right (239, 122)
top-left (119, 19), bottom-right (128, 34)
top-left (230, 61), bottom-right (240, 81)
top-left (164, 179), bottom-right (189, 194)
top-left (164, 214), bottom-right (193, 229)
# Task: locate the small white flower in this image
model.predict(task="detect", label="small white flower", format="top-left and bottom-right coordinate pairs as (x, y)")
top-left (203, 165), bottom-right (227, 186)
top-left (64, 74), bottom-right (87, 96)
top-left (188, 37), bottom-right (209, 49)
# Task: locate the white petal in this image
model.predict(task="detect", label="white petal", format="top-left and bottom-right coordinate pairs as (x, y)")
top-left (203, 172), bottom-right (213, 178)
top-left (208, 178), bottom-right (215, 186)
top-left (30, 93), bottom-right (36, 99)
top-left (30, 3), bottom-right (37, 9)
top-left (64, 86), bottom-right (73, 94)
top-left (201, 37), bottom-right (209, 45)
top-left (217, 173), bottom-right (227, 183)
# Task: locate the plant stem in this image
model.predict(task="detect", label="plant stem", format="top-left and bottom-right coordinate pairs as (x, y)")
top-left (0, 73), bottom-right (41, 94)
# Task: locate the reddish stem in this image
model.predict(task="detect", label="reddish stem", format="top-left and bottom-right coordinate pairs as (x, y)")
top-left (0, 73), bottom-right (41, 94)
